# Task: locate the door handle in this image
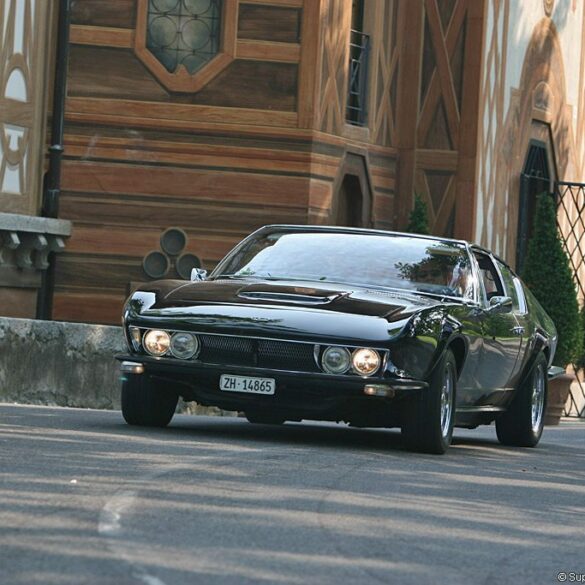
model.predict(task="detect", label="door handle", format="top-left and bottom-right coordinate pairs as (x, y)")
top-left (511, 326), bottom-right (525, 336)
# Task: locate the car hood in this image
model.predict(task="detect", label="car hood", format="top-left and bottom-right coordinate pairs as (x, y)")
top-left (127, 279), bottom-right (444, 344)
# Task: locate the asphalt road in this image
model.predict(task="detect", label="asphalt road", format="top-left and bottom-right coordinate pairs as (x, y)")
top-left (1, 404), bottom-right (585, 585)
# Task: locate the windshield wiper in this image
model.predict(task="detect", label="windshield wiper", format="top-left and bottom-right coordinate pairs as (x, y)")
top-left (213, 274), bottom-right (289, 282)
top-left (412, 290), bottom-right (467, 303)
top-left (216, 274), bottom-right (318, 283)
top-left (213, 274), bottom-right (258, 280)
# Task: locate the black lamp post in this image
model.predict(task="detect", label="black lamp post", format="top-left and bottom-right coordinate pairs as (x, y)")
top-left (37, 0), bottom-right (71, 320)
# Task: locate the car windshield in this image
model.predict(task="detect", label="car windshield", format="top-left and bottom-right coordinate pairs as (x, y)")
top-left (214, 231), bottom-right (474, 299)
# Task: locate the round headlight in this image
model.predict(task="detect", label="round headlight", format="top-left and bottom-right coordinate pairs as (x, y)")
top-left (170, 332), bottom-right (199, 360)
top-left (322, 346), bottom-right (351, 375)
top-left (143, 330), bottom-right (171, 356)
top-left (352, 348), bottom-right (381, 376)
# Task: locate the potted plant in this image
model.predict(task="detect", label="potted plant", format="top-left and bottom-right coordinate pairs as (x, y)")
top-left (575, 306), bottom-right (585, 373)
top-left (521, 193), bottom-right (583, 424)
top-left (569, 305), bottom-right (585, 417)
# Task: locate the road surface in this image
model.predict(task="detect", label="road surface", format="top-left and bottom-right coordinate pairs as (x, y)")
top-left (1, 403), bottom-right (584, 585)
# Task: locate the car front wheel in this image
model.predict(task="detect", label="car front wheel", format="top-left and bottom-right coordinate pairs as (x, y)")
top-left (121, 374), bottom-right (179, 427)
top-left (401, 349), bottom-right (457, 454)
top-left (496, 352), bottom-right (547, 447)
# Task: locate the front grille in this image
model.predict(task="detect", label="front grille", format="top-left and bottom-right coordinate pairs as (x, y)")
top-left (257, 339), bottom-right (317, 371)
top-left (199, 335), bottom-right (256, 367)
top-left (198, 334), bottom-right (319, 372)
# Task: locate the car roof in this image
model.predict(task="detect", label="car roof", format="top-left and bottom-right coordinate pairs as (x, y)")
top-left (256, 224), bottom-right (470, 246)
top-left (255, 225), bottom-right (518, 274)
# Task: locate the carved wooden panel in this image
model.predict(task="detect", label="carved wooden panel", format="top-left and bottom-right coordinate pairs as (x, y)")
top-left (317, 0), bottom-right (351, 134)
top-left (0, 0), bottom-right (52, 215)
top-left (368, 0), bottom-right (399, 147)
top-left (238, 4), bottom-right (301, 43)
top-left (412, 0), bottom-right (480, 237)
top-left (68, 46), bottom-right (298, 111)
top-left (414, 167), bottom-right (456, 236)
top-left (418, 0), bottom-right (466, 151)
top-left (71, 0), bottom-right (137, 29)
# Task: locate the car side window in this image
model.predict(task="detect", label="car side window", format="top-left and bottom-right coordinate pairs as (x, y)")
top-left (495, 260), bottom-right (521, 312)
top-left (513, 277), bottom-right (528, 314)
top-left (473, 251), bottom-right (505, 302)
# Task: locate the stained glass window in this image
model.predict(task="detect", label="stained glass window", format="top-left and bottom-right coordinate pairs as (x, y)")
top-left (146, 0), bottom-right (222, 75)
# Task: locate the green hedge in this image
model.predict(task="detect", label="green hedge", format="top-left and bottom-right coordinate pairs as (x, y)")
top-left (521, 193), bottom-right (583, 366)
top-left (405, 195), bottom-right (430, 235)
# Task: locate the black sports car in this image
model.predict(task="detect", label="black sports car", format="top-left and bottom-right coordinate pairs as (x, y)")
top-left (117, 225), bottom-right (558, 454)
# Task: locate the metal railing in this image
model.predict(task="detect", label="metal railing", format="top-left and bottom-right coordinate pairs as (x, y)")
top-left (346, 30), bottom-right (370, 127)
top-left (555, 181), bottom-right (585, 417)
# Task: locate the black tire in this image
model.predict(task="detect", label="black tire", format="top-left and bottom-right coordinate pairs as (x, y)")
top-left (496, 352), bottom-right (547, 447)
top-left (121, 374), bottom-right (179, 427)
top-left (401, 349), bottom-right (457, 454)
top-left (245, 410), bottom-right (286, 425)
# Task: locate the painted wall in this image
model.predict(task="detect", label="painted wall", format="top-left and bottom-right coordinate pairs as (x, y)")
top-left (0, 1), bottom-right (72, 320)
top-left (474, 0), bottom-right (585, 261)
top-left (0, 0), bottom-right (54, 215)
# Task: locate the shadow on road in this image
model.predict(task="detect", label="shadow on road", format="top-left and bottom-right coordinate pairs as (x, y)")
top-left (1, 405), bottom-right (585, 585)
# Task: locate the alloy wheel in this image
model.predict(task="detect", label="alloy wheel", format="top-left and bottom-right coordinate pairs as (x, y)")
top-left (440, 363), bottom-right (455, 438)
top-left (531, 363), bottom-right (546, 434)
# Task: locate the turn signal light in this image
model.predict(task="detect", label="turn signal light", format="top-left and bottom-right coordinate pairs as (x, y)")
top-left (364, 384), bottom-right (395, 398)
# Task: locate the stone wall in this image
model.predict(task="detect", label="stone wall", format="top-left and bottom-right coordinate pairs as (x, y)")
top-left (0, 317), bottom-right (125, 409)
top-left (0, 317), bottom-right (236, 416)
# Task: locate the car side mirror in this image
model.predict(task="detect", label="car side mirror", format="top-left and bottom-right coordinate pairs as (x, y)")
top-left (190, 268), bottom-right (208, 282)
top-left (488, 295), bottom-right (513, 314)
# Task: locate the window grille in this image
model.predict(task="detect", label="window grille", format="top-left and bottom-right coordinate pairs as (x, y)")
top-left (346, 30), bottom-right (370, 126)
top-left (556, 181), bottom-right (585, 418)
top-left (146, 0), bottom-right (222, 75)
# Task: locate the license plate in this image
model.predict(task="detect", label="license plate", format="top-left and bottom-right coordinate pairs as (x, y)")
top-left (219, 374), bottom-right (276, 395)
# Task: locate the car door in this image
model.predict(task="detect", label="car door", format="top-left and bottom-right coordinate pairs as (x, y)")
top-left (472, 251), bottom-right (522, 404)
top-left (494, 259), bottom-right (529, 388)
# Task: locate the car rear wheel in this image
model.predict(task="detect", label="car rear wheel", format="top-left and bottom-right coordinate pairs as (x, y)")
top-left (245, 410), bottom-right (286, 425)
top-left (496, 352), bottom-right (547, 447)
top-left (401, 349), bottom-right (456, 454)
top-left (121, 374), bottom-right (179, 427)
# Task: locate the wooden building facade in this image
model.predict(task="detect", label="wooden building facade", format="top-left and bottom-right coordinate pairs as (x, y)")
top-left (0, 0), bottom-right (71, 319)
top-left (52, 0), bottom-right (486, 324)
top-left (3, 0), bottom-right (583, 325)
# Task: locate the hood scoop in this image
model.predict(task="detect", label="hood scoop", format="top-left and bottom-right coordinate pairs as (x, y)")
top-left (237, 291), bottom-right (347, 306)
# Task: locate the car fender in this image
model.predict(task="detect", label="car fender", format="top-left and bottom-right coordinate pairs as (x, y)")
top-left (430, 315), bottom-right (467, 379)
top-left (512, 330), bottom-right (552, 396)
top-left (397, 308), bottom-right (465, 381)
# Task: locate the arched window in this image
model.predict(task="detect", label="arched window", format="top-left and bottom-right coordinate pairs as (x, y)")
top-left (134, 0), bottom-right (237, 93)
top-left (333, 154), bottom-right (373, 228)
top-left (336, 175), bottom-right (364, 227)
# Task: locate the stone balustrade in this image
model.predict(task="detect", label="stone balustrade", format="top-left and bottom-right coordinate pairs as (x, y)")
top-left (0, 213), bottom-right (72, 315)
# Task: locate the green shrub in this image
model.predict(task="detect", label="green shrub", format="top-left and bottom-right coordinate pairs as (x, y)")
top-left (521, 193), bottom-right (583, 366)
top-left (405, 195), bottom-right (430, 235)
